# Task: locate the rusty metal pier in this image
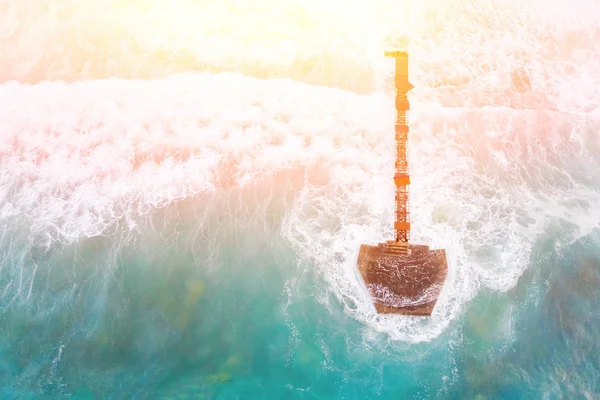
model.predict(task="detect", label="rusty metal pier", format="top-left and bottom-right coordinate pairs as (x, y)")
top-left (355, 50), bottom-right (448, 316)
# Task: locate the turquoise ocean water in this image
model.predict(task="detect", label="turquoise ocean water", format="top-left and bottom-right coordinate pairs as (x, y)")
top-left (1, 1), bottom-right (600, 398)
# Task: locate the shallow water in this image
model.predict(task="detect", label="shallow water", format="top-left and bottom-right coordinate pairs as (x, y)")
top-left (1, 0), bottom-right (600, 398)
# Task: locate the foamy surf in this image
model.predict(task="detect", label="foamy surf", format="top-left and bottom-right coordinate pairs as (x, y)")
top-left (3, 68), bottom-right (599, 344)
top-left (2, 0), bottom-right (600, 349)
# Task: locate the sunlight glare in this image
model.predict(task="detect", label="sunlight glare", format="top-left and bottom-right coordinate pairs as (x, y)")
top-left (107, 0), bottom-right (441, 64)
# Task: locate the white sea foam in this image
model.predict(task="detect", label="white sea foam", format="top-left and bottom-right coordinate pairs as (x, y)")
top-left (2, 0), bottom-right (600, 342)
